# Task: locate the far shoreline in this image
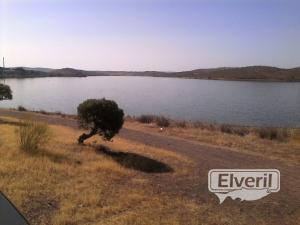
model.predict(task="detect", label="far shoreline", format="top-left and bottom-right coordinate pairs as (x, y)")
top-left (1, 65), bottom-right (300, 82)
top-left (1, 75), bottom-right (300, 82)
top-left (1, 107), bottom-right (298, 129)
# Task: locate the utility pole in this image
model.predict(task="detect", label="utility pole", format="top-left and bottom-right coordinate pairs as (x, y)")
top-left (2, 57), bottom-right (6, 83)
top-left (2, 57), bottom-right (4, 77)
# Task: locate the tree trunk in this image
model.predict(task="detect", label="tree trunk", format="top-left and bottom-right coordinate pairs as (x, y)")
top-left (78, 129), bottom-right (97, 144)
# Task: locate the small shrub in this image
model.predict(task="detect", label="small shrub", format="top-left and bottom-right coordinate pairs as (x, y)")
top-left (155, 116), bottom-right (170, 127)
top-left (220, 124), bottom-right (233, 134)
top-left (277, 129), bottom-right (290, 141)
top-left (192, 121), bottom-right (202, 128)
top-left (54, 111), bottom-right (63, 116)
top-left (17, 106), bottom-right (27, 111)
top-left (220, 124), bottom-right (249, 136)
top-left (39, 110), bottom-right (48, 115)
top-left (233, 127), bottom-right (250, 136)
top-left (137, 114), bottom-right (156, 124)
top-left (193, 121), bottom-right (217, 131)
top-left (175, 120), bottom-right (187, 128)
top-left (17, 120), bottom-right (50, 153)
top-left (256, 127), bottom-right (290, 142)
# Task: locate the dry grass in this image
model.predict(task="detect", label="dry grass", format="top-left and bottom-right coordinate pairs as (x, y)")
top-left (133, 116), bottom-right (295, 141)
top-left (255, 127), bottom-right (290, 141)
top-left (0, 117), bottom-right (199, 225)
top-left (17, 120), bottom-right (51, 153)
top-left (0, 116), bottom-right (299, 225)
top-left (125, 121), bottom-right (300, 165)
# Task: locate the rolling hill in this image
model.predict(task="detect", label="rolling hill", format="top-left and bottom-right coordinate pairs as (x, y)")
top-left (1, 66), bottom-right (299, 81)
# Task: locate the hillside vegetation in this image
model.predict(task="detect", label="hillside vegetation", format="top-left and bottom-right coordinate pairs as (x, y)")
top-left (1, 66), bottom-right (300, 81)
top-left (172, 66), bottom-right (300, 81)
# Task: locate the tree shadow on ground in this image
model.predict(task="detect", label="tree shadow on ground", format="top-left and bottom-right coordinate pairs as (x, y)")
top-left (96, 145), bottom-right (173, 173)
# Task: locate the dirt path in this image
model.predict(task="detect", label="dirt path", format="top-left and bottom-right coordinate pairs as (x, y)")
top-left (0, 109), bottom-right (299, 224)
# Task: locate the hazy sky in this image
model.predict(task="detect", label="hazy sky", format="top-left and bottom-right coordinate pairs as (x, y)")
top-left (1, 0), bottom-right (299, 71)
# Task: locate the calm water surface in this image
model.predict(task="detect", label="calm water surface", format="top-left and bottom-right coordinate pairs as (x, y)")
top-left (0, 76), bottom-right (299, 127)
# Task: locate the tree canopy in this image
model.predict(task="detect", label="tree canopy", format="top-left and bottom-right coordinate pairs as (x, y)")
top-left (0, 83), bottom-right (12, 100)
top-left (77, 98), bottom-right (124, 144)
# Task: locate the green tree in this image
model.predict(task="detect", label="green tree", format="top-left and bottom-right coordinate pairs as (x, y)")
top-left (77, 98), bottom-right (124, 144)
top-left (0, 83), bottom-right (12, 100)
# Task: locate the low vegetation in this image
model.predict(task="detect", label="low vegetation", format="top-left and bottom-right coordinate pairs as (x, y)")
top-left (15, 109), bottom-right (294, 143)
top-left (135, 114), bottom-right (294, 142)
top-left (136, 114), bottom-right (170, 127)
top-left (136, 114), bottom-right (156, 124)
top-left (174, 120), bottom-right (187, 128)
top-left (129, 115), bottom-right (300, 165)
top-left (17, 105), bottom-right (27, 111)
top-left (256, 127), bottom-right (290, 141)
top-left (17, 120), bottom-right (50, 153)
top-left (219, 124), bottom-right (250, 136)
top-left (155, 115), bottom-right (170, 127)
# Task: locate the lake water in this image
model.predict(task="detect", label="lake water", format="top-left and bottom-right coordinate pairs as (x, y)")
top-left (0, 76), bottom-right (299, 127)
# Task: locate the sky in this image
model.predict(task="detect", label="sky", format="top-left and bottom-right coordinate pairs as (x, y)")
top-left (0, 0), bottom-right (300, 71)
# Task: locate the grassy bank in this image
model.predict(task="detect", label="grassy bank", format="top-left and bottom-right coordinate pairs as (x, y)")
top-left (128, 115), bottom-right (300, 165)
top-left (10, 108), bottom-right (300, 165)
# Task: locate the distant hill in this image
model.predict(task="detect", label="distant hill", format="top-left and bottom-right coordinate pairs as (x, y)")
top-left (19, 67), bottom-right (53, 73)
top-left (0, 66), bottom-right (299, 81)
top-left (170, 66), bottom-right (300, 81)
top-left (0, 67), bottom-right (86, 78)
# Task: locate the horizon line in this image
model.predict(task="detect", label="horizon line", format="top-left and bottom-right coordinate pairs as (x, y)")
top-left (3, 64), bottom-right (300, 73)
